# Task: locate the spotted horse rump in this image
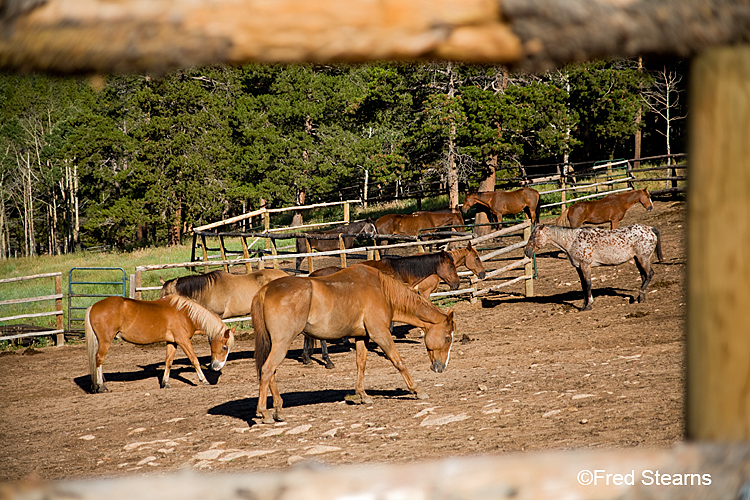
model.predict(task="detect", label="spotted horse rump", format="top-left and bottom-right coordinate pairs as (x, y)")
top-left (524, 224), bottom-right (663, 311)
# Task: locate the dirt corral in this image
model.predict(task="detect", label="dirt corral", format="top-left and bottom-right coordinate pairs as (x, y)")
top-left (0, 201), bottom-right (686, 482)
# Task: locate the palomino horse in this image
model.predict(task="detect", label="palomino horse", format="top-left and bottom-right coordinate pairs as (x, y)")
top-left (295, 219), bottom-right (377, 271)
top-left (414, 242), bottom-right (486, 297)
top-left (302, 250), bottom-right (461, 368)
top-left (85, 295), bottom-right (235, 393)
top-left (556, 188), bottom-right (653, 229)
top-left (524, 224), bottom-right (663, 311)
top-left (160, 268), bottom-right (288, 318)
top-left (251, 265), bottom-right (455, 423)
top-left (461, 188), bottom-right (541, 225)
top-left (375, 210), bottom-right (464, 237)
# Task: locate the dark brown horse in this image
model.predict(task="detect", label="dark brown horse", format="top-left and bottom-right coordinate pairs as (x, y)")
top-left (160, 269), bottom-right (288, 318)
top-left (414, 242), bottom-right (486, 297)
top-left (461, 188), bottom-right (541, 225)
top-left (556, 188), bottom-right (653, 230)
top-left (251, 265), bottom-right (455, 423)
top-left (85, 295), bottom-right (235, 393)
top-left (295, 219), bottom-right (377, 271)
top-left (375, 211), bottom-right (464, 237)
top-left (302, 250), bottom-right (461, 368)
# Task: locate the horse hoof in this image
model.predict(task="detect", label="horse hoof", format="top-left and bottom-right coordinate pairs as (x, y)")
top-left (325, 362), bottom-right (335, 370)
top-left (580, 305), bottom-right (592, 312)
top-left (161, 382), bottom-right (172, 389)
top-left (201, 379), bottom-right (210, 386)
top-left (274, 410), bottom-right (286, 422)
top-left (92, 385), bottom-right (109, 394)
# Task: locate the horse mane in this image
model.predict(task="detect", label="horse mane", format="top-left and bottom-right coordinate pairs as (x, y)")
top-left (171, 270), bottom-right (224, 299)
top-left (169, 295), bottom-right (227, 341)
top-left (376, 270), bottom-right (435, 316)
top-left (382, 251), bottom-right (454, 280)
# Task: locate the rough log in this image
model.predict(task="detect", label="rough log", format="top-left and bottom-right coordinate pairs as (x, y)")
top-left (0, 0), bottom-right (748, 74)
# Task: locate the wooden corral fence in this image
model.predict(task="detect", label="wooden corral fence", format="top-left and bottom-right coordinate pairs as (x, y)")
top-left (0, 273), bottom-right (64, 346)
top-left (134, 221), bottom-right (536, 307)
top-left (190, 199), bottom-right (360, 273)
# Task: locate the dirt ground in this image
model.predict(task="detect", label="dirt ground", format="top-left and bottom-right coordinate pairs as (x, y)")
top-left (0, 200), bottom-right (686, 482)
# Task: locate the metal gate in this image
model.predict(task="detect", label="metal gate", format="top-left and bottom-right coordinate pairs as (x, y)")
top-left (67, 267), bottom-right (128, 333)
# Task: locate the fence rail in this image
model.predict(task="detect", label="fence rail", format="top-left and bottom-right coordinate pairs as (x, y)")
top-left (0, 272), bottom-right (64, 345)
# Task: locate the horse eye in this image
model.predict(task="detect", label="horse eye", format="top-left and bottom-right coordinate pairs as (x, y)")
top-left (223, 346), bottom-right (228, 351)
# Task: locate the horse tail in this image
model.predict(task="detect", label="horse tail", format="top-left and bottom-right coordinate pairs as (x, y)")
top-left (533, 192), bottom-right (541, 225)
top-left (556, 207), bottom-right (570, 227)
top-left (252, 287), bottom-right (271, 380)
top-left (84, 305), bottom-right (98, 385)
top-left (651, 226), bottom-right (664, 262)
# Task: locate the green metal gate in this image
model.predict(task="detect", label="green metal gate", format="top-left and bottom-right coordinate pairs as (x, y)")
top-left (67, 267), bottom-right (128, 333)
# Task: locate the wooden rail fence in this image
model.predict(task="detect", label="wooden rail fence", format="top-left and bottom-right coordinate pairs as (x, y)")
top-left (0, 272), bottom-right (64, 346)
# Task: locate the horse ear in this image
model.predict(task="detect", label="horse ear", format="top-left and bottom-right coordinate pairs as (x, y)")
top-left (446, 308), bottom-right (454, 320)
top-left (159, 277), bottom-right (165, 284)
top-left (467, 241), bottom-right (473, 249)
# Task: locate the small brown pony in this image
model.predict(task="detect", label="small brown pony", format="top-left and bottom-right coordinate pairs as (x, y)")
top-left (414, 242), bottom-right (486, 297)
top-left (85, 295), bottom-right (235, 393)
top-left (295, 219), bottom-right (377, 271)
top-left (251, 265), bottom-right (455, 424)
top-left (461, 188), bottom-right (541, 225)
top-left (375, 210), bottom-right (464, 237)
top-left (160, 268), bottom-right (288, 318)
top-left (556, 188), bottom-right (653, 229)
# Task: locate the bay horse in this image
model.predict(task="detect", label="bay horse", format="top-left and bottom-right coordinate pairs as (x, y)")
top-left (160, 268), bottom-right (288, 318)
top-left (524, 224), bottom-right (663, 311)
top-left (251, 265), bottom-right (455, 424)
top-left (85, 295), bottom-right (235, 393)
top-left (414, 242), bottom-right (486, 297)
top-left (375, 210), bottom-right (464, 237)
top-left (461, 187), bottom-right (541, 225)
top-left (556, 188), bottom-right (653, 229)
top-left (295, 219), bottom-right (377, 271)
top-left (301, 250), bottom-right (461, 368)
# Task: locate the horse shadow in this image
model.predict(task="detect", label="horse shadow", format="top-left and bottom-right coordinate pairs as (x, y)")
top-left (73, 354), bottom-right (224, 393)
top-left (209, 388), bottom-right (414, 427)
top-left (481, 286), bottom-right (633, 311)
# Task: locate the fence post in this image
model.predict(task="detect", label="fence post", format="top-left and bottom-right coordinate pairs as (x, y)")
top-left (240, 237), bottom-right (253, 273)
top-left (130, 274), bottom-right (136, 299)
top-left (339, 235), bottom-right (347, 268)
top-left (524, 222), bottom-right (534, 297)
top-left (305, 238), bottom-right (313, 273)
top-left (343, 202), bottom-right (350, 223)
top-left (200, 234), bottom-right (210, 274)
top-left (264, 209), bottom-right (271, 258)
top-left (134, 271), bottom-right (142, 300)
top-left (55, 274), bottom-right (64, 346)
top-left (219, 235), bottom-right (229, 273)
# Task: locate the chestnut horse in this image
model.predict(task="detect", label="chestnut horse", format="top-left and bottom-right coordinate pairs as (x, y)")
top-left (295, 219), bottom-right (377, 271)
top-left (251, 265), bottom-right (455, 423)
top-left (461, 188), bottom-right (541, 225)
top-left (301, 250), bottom-right (461, 368)
top-left (524, 224), bottom-right (663, 311)
top-left (556, 188), bottom-right (653, 229)
top-left (85, 295), bottom-right (235, 393)
top-left (414, 242), bottom-right (486, 297)
top-left (160, 269), bottom-right (288, 318)
top-left (375, 211), bottom-right (464, 237)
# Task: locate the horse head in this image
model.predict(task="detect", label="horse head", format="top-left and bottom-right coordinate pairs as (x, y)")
top-left (641, 188), bottom-right (654, 211)
top-left (424, 309), bottom-right (455, 373)
top-left (209, 327), bottom-right (235, 371)
top-left (360, 221), bottom-right (378, 237)
top-left (460, 193), bottom-right (478, 214)
top-left (464, 242), bottom-right (486, 280)
top-left (524, 224), bottom-right (548, 258)
top-left (438, 251), bottom-right (461, 290)
top-left (159, 278), bottom-right (177, 298)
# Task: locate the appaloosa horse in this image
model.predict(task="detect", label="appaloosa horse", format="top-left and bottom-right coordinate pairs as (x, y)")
top-left (556, 188), bottom-right (653, 229)
top-left (524, 224), bottom-right (663, 311)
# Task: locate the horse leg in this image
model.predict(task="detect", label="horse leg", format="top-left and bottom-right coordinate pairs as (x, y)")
top-left (302, 336), bottom-right (314, 365)
top-left (320, 340), bottom-right (335, 369)
top-left (368, 329), bottom-right (428, 400)
top-left (354, 339), bottom-right (373, 404)
top-left (576, 265), bottom-right (594, 311)
top-left (634, 256), bottom-right (655, 303)
top-left (162, 342), bottom-right (177, 389)
top-left (175, 337), bottom-right (209, 386)
top-left (92, 338), bottom-right (112, 393)
top-left (257, 346), bottom-right (290, 424)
